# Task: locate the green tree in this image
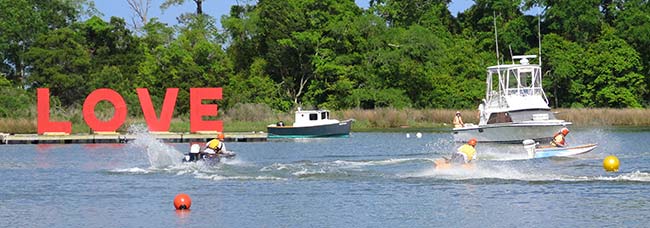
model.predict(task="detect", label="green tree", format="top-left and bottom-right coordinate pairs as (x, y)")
top-left (541, 33), bottom-right (585, 108)
top-left (458, 0), bottom-right (534, 58)
top-left (24, 27), bottom-right (91, 106)
top-left (161, 0), bottom-right (208, 18)
top-left (221, 4), bottom-right (260, 73)
top-left (224, 58), bottom-right (291, 111)
top-left (306, 13), bottom-right (388, 109)
top-left (525, 0), bottom-right (602, 43)
top-left (582, 26), bottom-right (646, 107)
top-left (612, 0), bottom-right (650, 105)
top-left (370, 0), bottom-right (456, 31)
top-left (137, 15), bottom-right (232, 113)
top-left (0, 86), bottom-right (34, 118)
top-left (0, 0), bottom-right (92, 85)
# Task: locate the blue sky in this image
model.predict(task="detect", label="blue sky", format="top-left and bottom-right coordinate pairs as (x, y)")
top-left (94, 0), bottom-right (473, 28)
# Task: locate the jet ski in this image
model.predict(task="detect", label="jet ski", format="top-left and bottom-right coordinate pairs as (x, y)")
top-left (182, 152), bottom-right (236, 165)
top-left (523, 139), bottom-right (597, 159)
top-left (182, 144), bottom-right (236, 165)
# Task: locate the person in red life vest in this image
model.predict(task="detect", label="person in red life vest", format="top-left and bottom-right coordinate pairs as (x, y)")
top-left (450, 138), bottom-right (478, 164)
top-left (550, 127), bottom-right (570, 147)
top-left (203, 133), bottom-right (235, 157)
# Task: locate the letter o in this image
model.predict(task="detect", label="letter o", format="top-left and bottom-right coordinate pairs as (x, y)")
top-left (83, 89), bottom-right (128, 132)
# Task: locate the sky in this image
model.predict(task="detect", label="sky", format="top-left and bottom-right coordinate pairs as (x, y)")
top-left (94, 0), bottom-right (474, 29)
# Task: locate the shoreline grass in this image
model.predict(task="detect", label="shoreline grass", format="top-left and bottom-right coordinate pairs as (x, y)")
top-left (2, 108), bottom-right (650, 134)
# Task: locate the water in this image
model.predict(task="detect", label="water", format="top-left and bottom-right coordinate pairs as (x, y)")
top-left (1, 129), bottom-right (650, 227)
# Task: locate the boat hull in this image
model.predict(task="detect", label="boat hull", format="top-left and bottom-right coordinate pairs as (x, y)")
top-left (182, 153), bottom-right (236, 165)
top-left (267, 120), bottom-right (353, 138)
top-left (453, 122), bottom-right (570, 143)
top-left (533, 144), bottom-right (597, 158)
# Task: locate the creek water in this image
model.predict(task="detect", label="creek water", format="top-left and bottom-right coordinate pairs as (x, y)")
top-left (1, 128), bottom-right (649, 227)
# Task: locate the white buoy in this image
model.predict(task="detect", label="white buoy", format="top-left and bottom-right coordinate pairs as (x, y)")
top-left (416, 132), bottom-right (422, 138)
top-left (406, 133), bottom-right (411, 138)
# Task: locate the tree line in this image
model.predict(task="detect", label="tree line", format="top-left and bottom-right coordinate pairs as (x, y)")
top-left (1, 0), bottom-right (649, 119)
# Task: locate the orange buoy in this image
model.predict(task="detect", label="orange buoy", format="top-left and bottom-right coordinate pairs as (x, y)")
top-left (173, 193), bottom-right (192, 210)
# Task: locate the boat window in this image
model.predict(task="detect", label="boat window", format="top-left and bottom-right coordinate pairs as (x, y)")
top-left (321, 112), bottom-right (327, 120)
top-left (487, 112), bottom-right (513, 124)
top-left (508, 109), bottom-right (556, 122)
top-left (506, 68), bottom-right (538, 96)
top-left (309, 113), bottom-right (318, 121)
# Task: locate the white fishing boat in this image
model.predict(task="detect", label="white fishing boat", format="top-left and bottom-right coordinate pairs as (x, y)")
top-left (453, 55), bottom-right (571, 143)
top-left (267, 108), bottom-right (353, 138)
top-left (523, 139), bottom-right (597, 159)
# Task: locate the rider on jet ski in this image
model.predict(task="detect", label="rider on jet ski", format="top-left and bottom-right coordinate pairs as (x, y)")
top-left (203, 133), bottom-right (235, 157)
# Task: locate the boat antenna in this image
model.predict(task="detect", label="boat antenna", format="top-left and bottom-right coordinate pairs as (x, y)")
top-left (538, 14), bottom-right (542, 66)
top-left (493, 11), bottom-right (500, 65)
top-left (509, 45), bottom-right (514, 64)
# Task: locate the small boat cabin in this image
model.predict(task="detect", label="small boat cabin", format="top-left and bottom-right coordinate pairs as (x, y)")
top-left (293, 108), bottom-right (337, 127)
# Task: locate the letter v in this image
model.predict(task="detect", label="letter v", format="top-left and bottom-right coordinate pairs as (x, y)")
top-left (137, 88), bottom-right (178, 132)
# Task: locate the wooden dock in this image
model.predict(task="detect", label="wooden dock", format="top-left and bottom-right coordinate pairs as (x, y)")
top-left (0, 132), bottom-right (267, 144)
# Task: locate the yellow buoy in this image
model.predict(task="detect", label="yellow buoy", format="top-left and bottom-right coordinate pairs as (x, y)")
top-left (603, 155), bottom-right (620, 172)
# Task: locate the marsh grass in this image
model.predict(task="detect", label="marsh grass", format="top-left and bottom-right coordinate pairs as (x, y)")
top-left (0, 118), bottom-right (37, 134)
top-left (2, 108), bottom-right (650, 134)
top-left (340, 108), bottom-right (478, 130)
top-left (223, 121), bottom-right (271, 132)
top-left (555, 108), bottom-right (650, 126)
top-left (332, 108), bottom-right (650, 130)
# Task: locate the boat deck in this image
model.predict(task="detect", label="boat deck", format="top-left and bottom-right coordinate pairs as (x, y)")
top-left (0, 132), bottom-right (267, 144)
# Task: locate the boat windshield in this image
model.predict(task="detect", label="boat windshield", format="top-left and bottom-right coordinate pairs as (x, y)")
top-left (505, 66), bottom-right (542, 97)
top-left (486, 56), bottom-right (548, 106)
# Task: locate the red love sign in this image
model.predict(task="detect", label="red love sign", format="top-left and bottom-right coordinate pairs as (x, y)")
top-left (37, 88), bottom-right (223, 134)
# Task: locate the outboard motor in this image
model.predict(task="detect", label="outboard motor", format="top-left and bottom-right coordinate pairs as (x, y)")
top-left (522, 139), bottom-right (537, 159)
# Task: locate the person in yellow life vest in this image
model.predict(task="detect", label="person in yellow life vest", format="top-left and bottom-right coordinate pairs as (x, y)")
top-left (450, 138), bottom-right (477, 164)
top-left (550, 127), bottom-right (569, 147)
top-left (203, 133), bottom-right (227, 156)
top-left (453, 111), bottom-right (465, 128)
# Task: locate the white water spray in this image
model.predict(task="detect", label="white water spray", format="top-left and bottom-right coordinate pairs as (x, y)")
top-left (127, 124), bottom-right (184, 168)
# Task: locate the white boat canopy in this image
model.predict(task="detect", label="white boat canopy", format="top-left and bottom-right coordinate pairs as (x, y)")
top-left (484, 55), bottom-right (549, 112)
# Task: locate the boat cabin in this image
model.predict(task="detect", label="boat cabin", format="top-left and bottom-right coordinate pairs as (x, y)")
top-left (485, 109), bottom-right (558, 124)
top-left (479, 55), bottom-right (560, 125)
top-left (484, 55), bottom-right (549, 111)
top-left (293, 109), bottom-right (338, 127)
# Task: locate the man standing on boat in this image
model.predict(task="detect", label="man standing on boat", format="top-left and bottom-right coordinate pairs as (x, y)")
top-left (453, 111), bottom-right (465, 128)
top-left (550, 128), bottom-right (570, 147)
top-left (451, 138), bottom-right (477, 164)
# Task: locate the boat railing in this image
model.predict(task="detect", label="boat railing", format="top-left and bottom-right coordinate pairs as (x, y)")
top-left (504, 87), bottom-right (549, 104)
top-left (485, 92), bottom-right (508, 109)
top-left (505, 87), bottom-right (544, 97)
